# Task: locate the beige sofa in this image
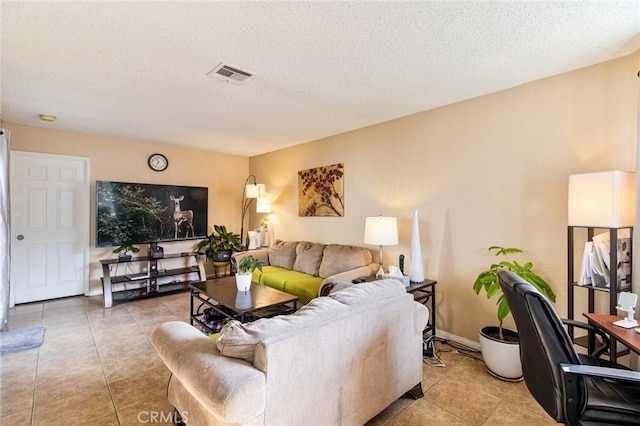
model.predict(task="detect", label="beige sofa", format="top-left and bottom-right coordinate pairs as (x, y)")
top-left (231, 240), bottom-right (378, 304)
top-left (152, 279), bottom-right (428, 426)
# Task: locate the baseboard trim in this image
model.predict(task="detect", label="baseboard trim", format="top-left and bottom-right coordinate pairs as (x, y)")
top-left (434, 330), bottom-right (481, 351)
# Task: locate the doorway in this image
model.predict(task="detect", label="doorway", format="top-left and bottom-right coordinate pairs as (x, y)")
top-left (10, 151), bottom-right (90, 304)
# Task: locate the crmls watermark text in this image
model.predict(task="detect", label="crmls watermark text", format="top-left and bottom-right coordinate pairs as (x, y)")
top-left (137, 410), bottom-right (187, 423)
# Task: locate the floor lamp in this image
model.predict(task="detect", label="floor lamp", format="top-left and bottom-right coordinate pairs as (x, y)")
top-left (240, 175), bottom-right (265, 247)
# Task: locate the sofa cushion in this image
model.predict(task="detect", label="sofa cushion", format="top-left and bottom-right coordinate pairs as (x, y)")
top-left (255, 268), bottom-right (323, 304)
top-left (292, 241), bottom-right (326, 276)
top-left (252, 265), bottom-right (290, 284)
top-left (282, 276), bottom-right (324, 305)
top-left (318, 244), bottom-right (373, 278)
top-left (216, 297), bottom-right (351, 364)
top-left (268, 240), bottom-right (298, 269)
top-left (259, 270), bottom-right (310, 291)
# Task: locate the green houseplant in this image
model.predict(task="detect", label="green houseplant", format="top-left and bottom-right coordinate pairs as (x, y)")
top-left (196, 225), bottom-right (241, 262)
top-left (237, 255), bottom-right (263, 274)
top-left (473, 246), bottom-right (556, 381)
top-left (112, 243), bottom-right (140, 261)
top-left (235, 254), bottom-right (262, 291)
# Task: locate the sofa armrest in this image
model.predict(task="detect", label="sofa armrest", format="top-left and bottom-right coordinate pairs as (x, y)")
top-left (151, 322), bottom-right (266, 424)
top-left (318, 264), bottom-right (378, 296)
top-left (231, 249), bottom-right (270, 273)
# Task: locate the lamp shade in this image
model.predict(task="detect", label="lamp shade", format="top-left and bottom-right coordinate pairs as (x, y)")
top-left (256, 193), bottom-right (272, 213)
top-left (568, 171), bottom-right (636, 227)
top-left (245, 183), bottom-right (266, 199)
top-left (364, 216), bottom-right (398, 246)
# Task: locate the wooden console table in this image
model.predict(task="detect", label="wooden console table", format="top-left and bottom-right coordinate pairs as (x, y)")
top-left (100, 252), bottom-right (206, 308)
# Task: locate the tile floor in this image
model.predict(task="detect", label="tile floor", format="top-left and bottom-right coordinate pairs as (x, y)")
top-left (1, 292), bottom-right (556, 425)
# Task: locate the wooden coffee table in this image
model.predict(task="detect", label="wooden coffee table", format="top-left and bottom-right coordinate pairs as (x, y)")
top-left (190, 276), bottom-right (298, 334)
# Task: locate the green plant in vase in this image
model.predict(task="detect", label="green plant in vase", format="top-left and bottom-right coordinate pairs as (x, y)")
top-left (472, 245), bottom-right (556, 381)
top-left (473, 246), bottom-right (556, 339)
top-left (237, 255), bottom-right (263, 274)
top-left (235, 255), bottom-right (262, 291)
top-left (196, 224), bottom-right (241, 262)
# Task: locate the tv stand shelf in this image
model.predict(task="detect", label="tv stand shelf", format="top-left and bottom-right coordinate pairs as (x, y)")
top-left (100, 252), bottom-right (206, 308)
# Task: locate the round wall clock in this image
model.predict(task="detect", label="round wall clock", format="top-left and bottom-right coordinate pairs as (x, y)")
top-left (148, 153), bottom-right (168, 172)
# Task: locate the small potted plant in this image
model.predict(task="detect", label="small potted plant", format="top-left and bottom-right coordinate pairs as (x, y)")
top-left (473, 246), bottom-right (556, 381)
top-left (235, 255), bottom-right (263, 292)
top-left (196, 224), bottom-right (241, 262)
top-left (112, 243), bottom-right (140, 261)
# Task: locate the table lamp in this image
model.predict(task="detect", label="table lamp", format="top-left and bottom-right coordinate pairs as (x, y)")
top-left (364, 216), bottom-right (398, 278)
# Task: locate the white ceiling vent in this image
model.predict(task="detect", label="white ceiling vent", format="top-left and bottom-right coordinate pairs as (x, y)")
top-left (207, 62), bottom-right (253, 84)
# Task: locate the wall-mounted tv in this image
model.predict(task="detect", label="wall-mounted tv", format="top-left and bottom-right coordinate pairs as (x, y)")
top-left (96, 181), bottom-right (208, 247)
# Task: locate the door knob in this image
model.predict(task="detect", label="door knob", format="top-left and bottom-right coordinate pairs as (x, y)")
top-left (17, 235), bottom-right (24, 240)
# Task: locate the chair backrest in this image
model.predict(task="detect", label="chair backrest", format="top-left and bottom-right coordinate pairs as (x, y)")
top-left (498, 269), bottom-right (584, 422)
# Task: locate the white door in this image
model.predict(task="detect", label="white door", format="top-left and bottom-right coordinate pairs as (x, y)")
top-left (10, 151), bottom-right (89, 304)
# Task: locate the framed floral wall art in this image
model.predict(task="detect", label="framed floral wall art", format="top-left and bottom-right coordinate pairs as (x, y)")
top-left (298, 163), bottom-right (344, 217)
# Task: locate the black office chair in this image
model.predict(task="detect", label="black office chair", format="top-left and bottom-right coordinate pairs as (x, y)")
top-left (497, 269), bottom-right (640, 425)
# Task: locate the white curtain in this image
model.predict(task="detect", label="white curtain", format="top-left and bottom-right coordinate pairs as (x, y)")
top-left (632, 72), bottom-right (640, 369)
top-left (0, 129), bottom-right (10, 331)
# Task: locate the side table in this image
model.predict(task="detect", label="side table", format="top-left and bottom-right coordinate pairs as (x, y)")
top-left (406, 280), bottom-right (437, 336)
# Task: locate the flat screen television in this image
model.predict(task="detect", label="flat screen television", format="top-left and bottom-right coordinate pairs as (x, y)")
top-left (96, 181), bottom-right (208, 247)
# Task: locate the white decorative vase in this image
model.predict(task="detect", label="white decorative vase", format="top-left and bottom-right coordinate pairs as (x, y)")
top-left (410, 209), bottom-right (425, 283)
top-left (260, 225), bottom-right (269, 248)
top-left (235, 273), bottom-right (252, 292)
top-left (247, 231), bottom-right (259, 250)
top-left (479, 326), bottom-right (523, 381)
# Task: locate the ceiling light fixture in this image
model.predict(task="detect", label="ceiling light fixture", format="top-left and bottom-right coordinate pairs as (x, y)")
top-left (38, 114), bottom-right (57, 122)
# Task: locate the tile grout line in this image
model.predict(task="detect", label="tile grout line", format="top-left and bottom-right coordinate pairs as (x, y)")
top-left (30, 304), bottom-right (45, 426)
top-left (84, 300), bottom-right (123, 426)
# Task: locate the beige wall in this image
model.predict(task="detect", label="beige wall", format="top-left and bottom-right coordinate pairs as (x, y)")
top-left (3, 50), bottom-right (637, 342)
top-left (250, 51), bottom-right (640, 342)
top-left (3, 123), bottom-right (249, 294)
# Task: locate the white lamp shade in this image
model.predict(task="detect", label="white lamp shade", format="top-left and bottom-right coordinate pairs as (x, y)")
top-left (568, 171), bottom-right (636, 227)
top-left (256, 193), bottom-right (272, 213)
top-left (364, 216), bottom-right (399, 246)
top-left (245, 183), bottom-right (266, 199)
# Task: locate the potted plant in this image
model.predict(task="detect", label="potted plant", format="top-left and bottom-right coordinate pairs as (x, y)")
top-left (196, 224), bottom-right (241, 262)
top-left (473, 246), bottom-right (556, 381)
top-left (112, 243), bottom-right (140, 261)
top-left (235, 254), bottom-right (263, 292)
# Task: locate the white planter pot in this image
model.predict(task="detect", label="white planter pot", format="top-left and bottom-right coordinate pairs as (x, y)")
top-left (479, 326), bottom-right (523, 382)
top-left (235, 272), bottom-right (252, 292)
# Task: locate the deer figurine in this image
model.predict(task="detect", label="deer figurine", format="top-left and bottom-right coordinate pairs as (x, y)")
top-left (170, 195), bottom-right (194, 239)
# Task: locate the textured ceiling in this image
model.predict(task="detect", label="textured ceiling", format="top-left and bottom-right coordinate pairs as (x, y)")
top-left (2, 1), bottom-right (639, 157)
